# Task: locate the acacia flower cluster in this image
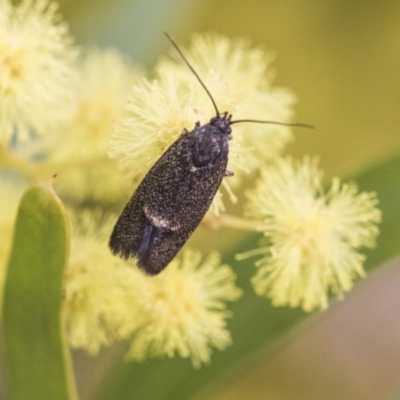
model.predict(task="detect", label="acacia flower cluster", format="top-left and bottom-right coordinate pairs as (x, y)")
top-left (62, 208), bottom-right (241, 367)
top-left (47, 49), bottom-right (140, 206)
top-left (0, 0), bottom-right (76, 145)
top-left (245, 157), bottom-right (381, 311)
top-left (63, 213), bottom-right (241, 367)
top-left (63, 213), bottom-right (133, 354)
top-left (121, 250), bottom-right (241, 368)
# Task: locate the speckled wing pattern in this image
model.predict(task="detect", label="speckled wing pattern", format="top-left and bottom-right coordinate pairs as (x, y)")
top-left (109, 121), bottom-right (230, 275)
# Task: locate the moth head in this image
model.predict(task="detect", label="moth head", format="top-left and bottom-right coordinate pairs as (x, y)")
top-left (210, 113), bottom-right (232, 135)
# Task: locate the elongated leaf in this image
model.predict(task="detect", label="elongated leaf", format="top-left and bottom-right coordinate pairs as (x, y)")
top-left (354, 155), bottom-right (400, 270)
top-left (2, 183), bottom-right (77, 400)
top-left (95, 155), bottom-right (400, 400)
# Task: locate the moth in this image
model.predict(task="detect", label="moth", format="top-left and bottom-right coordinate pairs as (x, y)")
top-left (109, 33), bottom-right (312, 275)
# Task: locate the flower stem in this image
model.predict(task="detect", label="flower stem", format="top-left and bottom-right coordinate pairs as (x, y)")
top-left (0, 147), bottom-right (42, 180)
top-left (219, 214), bottom-right (263, 232)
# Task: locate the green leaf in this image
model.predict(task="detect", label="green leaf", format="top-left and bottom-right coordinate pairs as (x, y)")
top-left (353, 155), bottom-right (400, 270)
top-left (94, 155), bottom-right (400, 400)
top-left (1, 182), bottom-right (77, 400)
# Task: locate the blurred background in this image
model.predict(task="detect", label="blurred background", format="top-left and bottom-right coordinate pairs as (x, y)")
top-left (57, 0), bottom-right (400, 399)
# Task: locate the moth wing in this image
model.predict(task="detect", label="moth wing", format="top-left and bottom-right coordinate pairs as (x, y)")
top-left (137, 221), bottom-right (192, 275)
top-left (109, 138), bottom-right (195, 269)
top-left (109, 190), bottom-right (195, 275)
top-left (109, 193), bottom-right (146, 260)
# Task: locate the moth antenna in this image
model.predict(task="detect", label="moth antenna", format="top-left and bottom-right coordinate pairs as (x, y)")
top-left (164, 32), bottom-right (220, 116)
top-left (230, 119), bottom-right (315, 129)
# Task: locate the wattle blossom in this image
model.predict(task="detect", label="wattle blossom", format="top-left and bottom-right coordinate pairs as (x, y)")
top-left (245, 157), bottom-right (381, 311)
top-left (0, 0), bottom-right (76, 145)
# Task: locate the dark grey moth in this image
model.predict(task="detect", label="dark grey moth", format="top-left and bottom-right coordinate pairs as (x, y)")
top-left (109, 33), bottom-right (313, 275)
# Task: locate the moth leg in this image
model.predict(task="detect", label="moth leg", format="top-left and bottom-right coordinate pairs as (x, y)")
top-left (224, 169), bottom-right (234, 177)
top-left (181, 128), bottom-right (190, 136)
top-left (194, 121), bottom-right (201, 128)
